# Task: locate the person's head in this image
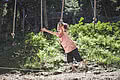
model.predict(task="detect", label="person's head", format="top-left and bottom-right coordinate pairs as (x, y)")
top-left (57, 22), bottom-right (68, 32)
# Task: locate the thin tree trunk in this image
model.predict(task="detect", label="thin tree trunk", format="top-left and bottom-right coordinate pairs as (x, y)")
top-left (34, 2), bottom-right (39, 33)
top-left (0, 3), bottom-right (4, 40)
top-left (35, 9), bottom-right (37, 32)
top-left (43, 0), bottom-right (48, 28)
top-left (0, 16), bottom-right (2, 41)
top-left (22, 8), bottom-right (25, 35)
top-left (0, 16), bottom-right (1, 33)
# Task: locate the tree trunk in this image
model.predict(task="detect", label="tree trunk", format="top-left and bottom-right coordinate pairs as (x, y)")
top-left (34, 1), bottom-right (39, 33)
top-left (0, 3), bottom-right (3, 40)
top-left (22, 8), bottom-right (25, 35)
top-left (43, 0), bottom-right (48, 28)
top-left (0, 16), bottom-right (1, 33)
top-left (34, 8), bottom-right (37, 32)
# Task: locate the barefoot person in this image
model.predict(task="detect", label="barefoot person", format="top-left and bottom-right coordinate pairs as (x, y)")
top-left (41, 22), bottom-right (83, 71)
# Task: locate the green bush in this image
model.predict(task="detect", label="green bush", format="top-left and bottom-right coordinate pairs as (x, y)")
top-left (23, 32), bottom-right (64, 70)
top-left (20, 17), bottom-right (120, 69)
top-left (68, 18), bottom-right (120, 67)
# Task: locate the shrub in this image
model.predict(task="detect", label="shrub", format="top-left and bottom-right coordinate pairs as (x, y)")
top-left (68, 18), bottom-right (120, 67)
top-left (18, 18), bottom-right (120, 69)
top-left (23, 32), bottom-right (64, 70)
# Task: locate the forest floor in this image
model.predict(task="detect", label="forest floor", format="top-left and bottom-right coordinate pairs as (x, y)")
top-left (0, 61), bottom-right (120, 80)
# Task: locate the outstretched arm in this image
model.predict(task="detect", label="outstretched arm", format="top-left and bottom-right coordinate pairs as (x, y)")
top-left (41, 28), bottom-right (57, 35)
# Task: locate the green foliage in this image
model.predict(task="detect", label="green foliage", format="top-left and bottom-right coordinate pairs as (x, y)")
top-left (24, 32), bottom-right (64, 70)
top-left (65, 0), bottom-right (80, 12)
top-left (23, 18), bottom-right (120, 69)
top-left (69, 18), bottom-right (120, 37)
top-left (69, 17), bottom-right (120, 67)
top-left (65, 0), bottom-right (81, 23)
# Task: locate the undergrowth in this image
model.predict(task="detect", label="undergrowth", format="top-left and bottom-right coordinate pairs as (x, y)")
top-left (23, 17), bottom-right (120, 69)
top-left (69, 17), bottom-right (120, 68)
top-left (1, 17), bottom-right (120, 70)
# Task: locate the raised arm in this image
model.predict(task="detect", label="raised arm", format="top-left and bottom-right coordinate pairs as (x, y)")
top-left (41, 28), bottom-right (57, 35)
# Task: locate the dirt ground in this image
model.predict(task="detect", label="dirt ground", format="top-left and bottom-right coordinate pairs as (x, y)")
top-left (0, 61), bottom-right (120, 80)
top-left (0, 70), bottom-right (120, 80)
